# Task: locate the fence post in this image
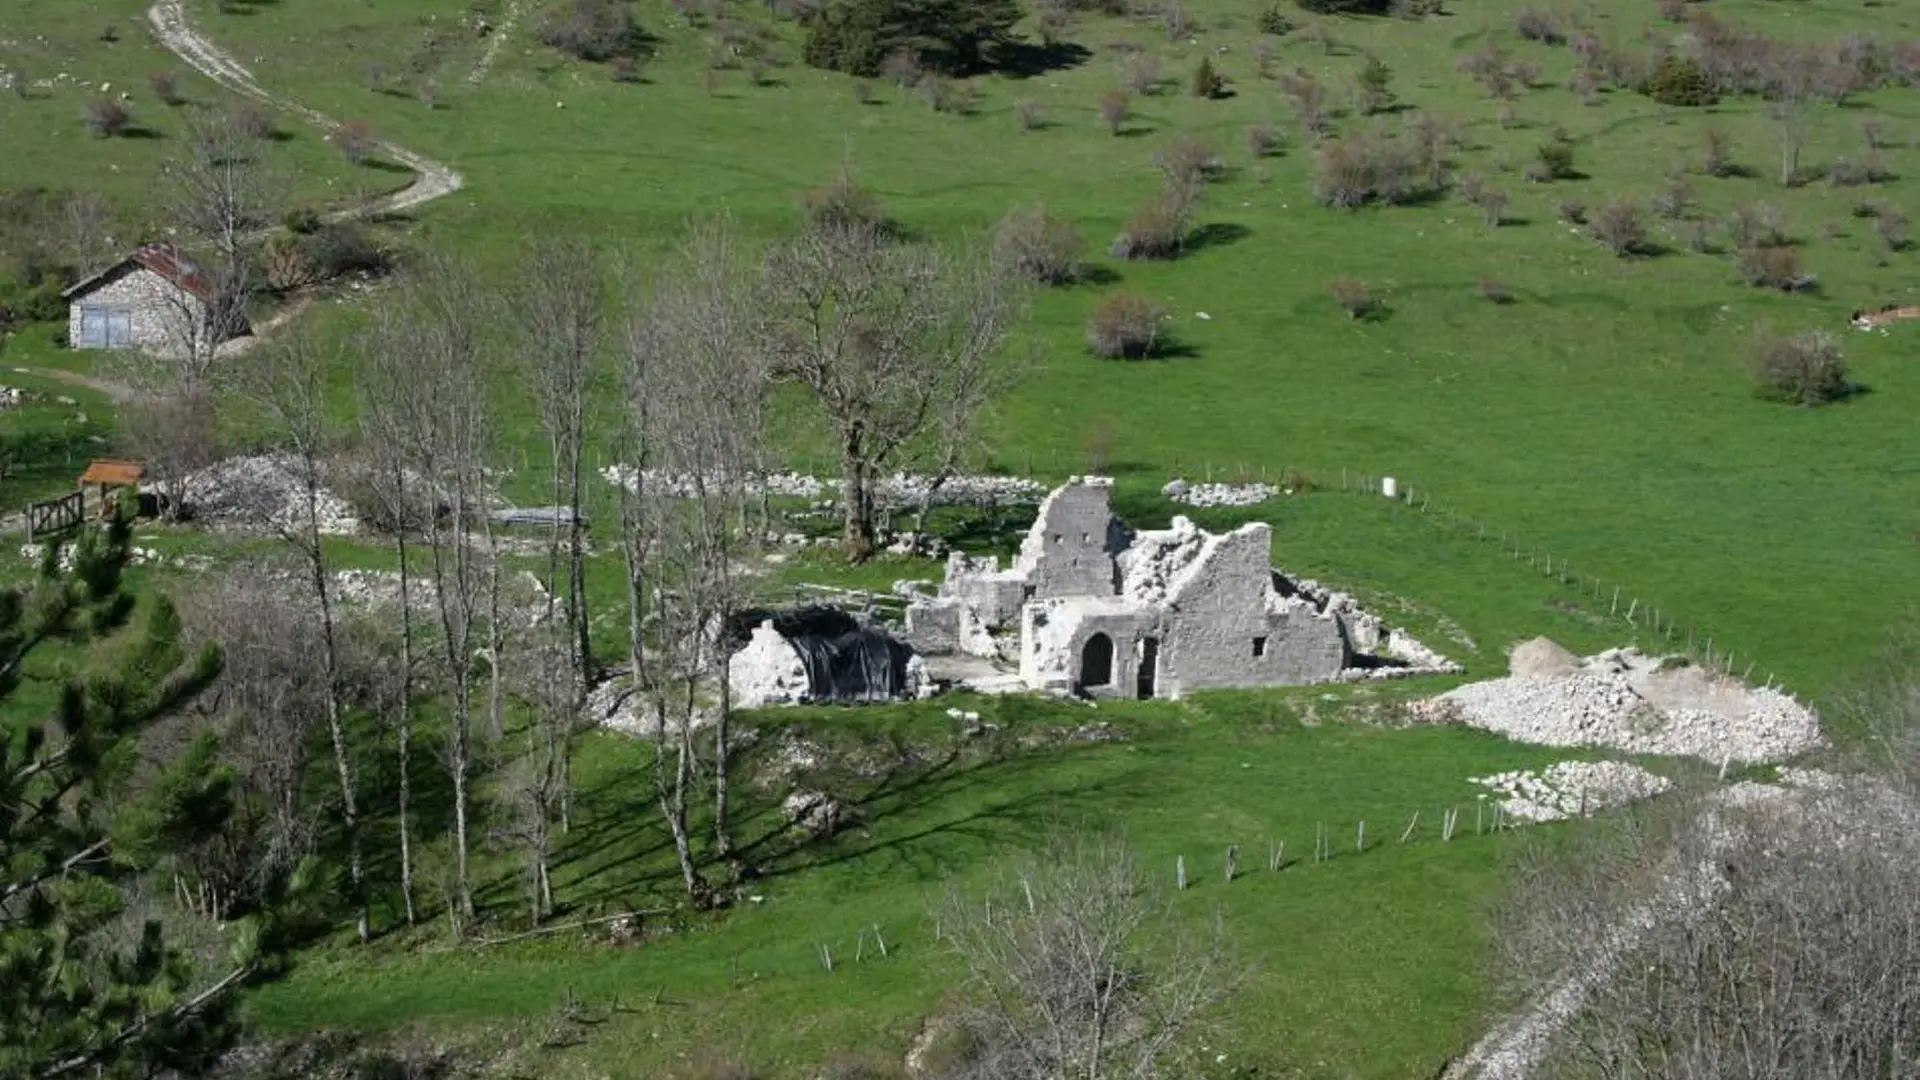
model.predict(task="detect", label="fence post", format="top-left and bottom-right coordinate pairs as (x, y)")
top-left (1176, 856), bottom-right (1188, 890)
top-left (1225, 844), bottom-right (1238, 883)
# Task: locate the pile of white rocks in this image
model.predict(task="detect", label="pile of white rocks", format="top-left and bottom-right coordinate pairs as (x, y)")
top-left (600, 465), bottom-right (828, 500)
top-left (181, 455), bottom-right (360, 535)
top-left (1430, 639), bottom-right (1825, 765)
top-left (1161, 478), bottom-right (1276, 507)
top-left (0, 386), bottom-right (24, 409)
top-left (1471, 760), bottom-right (1674, 823)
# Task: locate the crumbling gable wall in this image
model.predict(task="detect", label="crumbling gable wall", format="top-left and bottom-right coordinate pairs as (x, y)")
top-left (1155, 523), bottom-right (1347, 694)
top-left (1012, 480), bottom-right (1128, 601)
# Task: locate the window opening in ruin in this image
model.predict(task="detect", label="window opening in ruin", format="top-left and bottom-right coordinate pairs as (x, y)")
top-left (1080, 633), bottom-right (1114, 689)
top-left (1253, 636), bottom-right (1268, 658)
top-left (1082, 532), bottom-right (1091, 543)
top-left (1137, 637), bottom-right (1159, 699)
top-left (1023, 585), bottom-right (1036, 601)
top-left (1052, 533), bottom-right (1062, 545)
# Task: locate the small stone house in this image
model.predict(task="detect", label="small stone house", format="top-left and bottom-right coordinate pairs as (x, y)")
top-left (61, 243), bottom-right (242, 352)
top-left (902, 478), bottom-right (1355, 700)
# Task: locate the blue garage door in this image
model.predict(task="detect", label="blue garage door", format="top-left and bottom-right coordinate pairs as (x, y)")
top-left (78, 307), bottom-right (132, 349)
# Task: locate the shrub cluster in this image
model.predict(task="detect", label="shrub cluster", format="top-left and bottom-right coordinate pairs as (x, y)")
top-left (1735, 245), bottom-right (1809, 291)
top-left (802, 168), bottom-right (889, 232)
top-left (1590, 200), bottom-right (1647, 256)
top-left (1312, 131), bottom-right (1428, 208)
top-left (84, 97), bottom-right (132, 137)
top-left (538, 0), bottom-right (647, 62)
top-left (1643, 54), bottom-right (1716, 106)
top-left (992, 205), bottom-right (1085, 284)
top-left (1087, 293), bottom-right (1167, 358)
top-left (1750, 329), bottom-right (1852, 405)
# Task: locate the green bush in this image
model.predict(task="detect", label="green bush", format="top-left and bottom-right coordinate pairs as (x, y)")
top-left (283, 206), bottom-right (323, 235)
top-left (803, 0), bottom-right (1021, 76)
top-left (1190, 57), bottom-right (1225, 99)
top-left (1643, 55), bottom-right (1716, 106)
top-left (1257, 4), bottom-right (1294, 33)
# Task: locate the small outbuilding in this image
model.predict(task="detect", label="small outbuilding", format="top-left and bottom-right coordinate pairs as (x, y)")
top-left (77, 459), bottom-right (143, 519)
top-left (61, 243), bottom-right (245, 352)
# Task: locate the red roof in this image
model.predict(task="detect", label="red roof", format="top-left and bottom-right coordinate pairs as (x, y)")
top-left (62, 242), bottom-right (215, 301)
top-left (128, 242), bottom-right (215, 300)
top-left (78, 459), bottom-right (144, 487)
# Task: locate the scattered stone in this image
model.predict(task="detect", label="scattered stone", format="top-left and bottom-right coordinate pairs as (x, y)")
top-left (1471, 760), bottom-right (1673, 823)
top-left (180, 454), bottom-right (360, 535)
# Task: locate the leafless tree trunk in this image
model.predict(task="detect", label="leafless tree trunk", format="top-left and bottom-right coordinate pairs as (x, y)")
top-left (624, 221), bottom-right (768, 869)
top-left (1765, 47), bottom-right (1820, 187)
top-left (360, 254), bottom-right (496, 925)
top-left (61, 191), bottom-right (115, 279)
top-left (509, 237), bottom-right (604, 831)
top-left (357, 330), bottom-right (426, 927)
top-left (759, 222), bottom-right (1027, 561)
top-left (940, 829), bottom-right (1233, 1080)
top-left (233, 329), bottom-right (367, 941)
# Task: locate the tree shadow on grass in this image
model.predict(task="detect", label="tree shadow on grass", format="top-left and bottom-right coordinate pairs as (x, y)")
top-left (360, 158), bottom-right (414, 175)
top-left (993, 41), bottom-right (1093, 78)
top-left (1184, 222), bottom-right (1251, 254)
top-left (116, 126), bottom-right (165, 140)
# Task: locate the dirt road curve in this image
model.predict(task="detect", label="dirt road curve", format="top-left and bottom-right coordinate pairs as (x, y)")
top-left (145, 0), bottom-right (464, 218)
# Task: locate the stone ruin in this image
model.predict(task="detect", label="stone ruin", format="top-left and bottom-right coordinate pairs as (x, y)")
top-left (897, 478), bottom-right (1452, 700)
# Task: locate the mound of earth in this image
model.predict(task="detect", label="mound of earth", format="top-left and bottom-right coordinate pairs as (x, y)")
top-left (1427, 646), bottom-right (1823, 764)
top-left (1508, 636), bottom-right (1581, 678)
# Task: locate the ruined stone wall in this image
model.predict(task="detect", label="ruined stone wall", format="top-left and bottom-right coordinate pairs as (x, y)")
top-left (1012, 480), bottom-right (1126, 601)
top-left (1158, 524), bottom-right (1345, 694)
top-left (1019, 597), bottom-right (1157, 699)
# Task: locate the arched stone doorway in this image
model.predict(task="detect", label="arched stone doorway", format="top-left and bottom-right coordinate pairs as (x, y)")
top-left (1080, 633), bottom-right (1114, 690)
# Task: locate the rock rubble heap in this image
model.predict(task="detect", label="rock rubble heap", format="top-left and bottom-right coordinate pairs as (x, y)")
top-left (181, 455), bottom-right (360, 535)
top-left (1161, 479), bottom-right (1277, 507)
top-left (1430, 640), bottom-right (1823, 764)
top-left (1471, 760), bottom-right (1673, 823)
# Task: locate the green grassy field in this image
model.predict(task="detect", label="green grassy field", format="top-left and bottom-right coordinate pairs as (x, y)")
top-left (4, 0), bottom-right (1920, 1073)
top-left (5, 0), bottom-right (1909, 698)
top-left (249, 697), bottom-right (1657, 1080)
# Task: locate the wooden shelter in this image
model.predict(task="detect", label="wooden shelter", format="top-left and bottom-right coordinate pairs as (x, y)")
top-left (77, 459), bottom-right (144, 519)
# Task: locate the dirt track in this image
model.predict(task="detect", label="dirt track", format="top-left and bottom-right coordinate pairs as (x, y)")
top-left (145, 0), bottom-right (464, 219)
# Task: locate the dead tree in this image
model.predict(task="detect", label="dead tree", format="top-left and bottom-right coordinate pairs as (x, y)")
top-left (233, 329), bottom-right (369, 940)
top-left (759, 222), bottom-right (1026, 561)
top-left (939, 829), bottom-right (1232, 1080)
top-left (508, 237), bottom-right (604, 830)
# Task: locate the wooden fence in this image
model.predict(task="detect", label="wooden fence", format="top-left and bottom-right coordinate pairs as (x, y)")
top-left (25, 491), bottom-right (82, 540)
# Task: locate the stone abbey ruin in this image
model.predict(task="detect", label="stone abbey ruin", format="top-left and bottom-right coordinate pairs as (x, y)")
top-left (732, 478), bottom-right (1453, 707)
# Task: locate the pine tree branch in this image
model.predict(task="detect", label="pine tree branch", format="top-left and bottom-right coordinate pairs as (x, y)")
top-left (34, 962), bottom-right (256, 1079)
top-left (0, 837), bottom-right (110, 910)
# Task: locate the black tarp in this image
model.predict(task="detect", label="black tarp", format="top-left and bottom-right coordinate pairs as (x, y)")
top-left (730, 606), bottom-right (916, 704)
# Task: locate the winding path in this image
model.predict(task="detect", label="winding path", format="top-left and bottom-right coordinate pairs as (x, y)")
top-left (145, 0), bottom-right (464, 218)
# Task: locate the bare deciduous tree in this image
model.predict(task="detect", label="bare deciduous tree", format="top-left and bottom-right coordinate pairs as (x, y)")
top-left (361, 254), bottom-right (498, 926)
top-left (760, 222), bottom-right (1025, 560)
top-left (509, 238), bottom-right (605, 831)
top-left (232, 329), bottom-right (369, 940)
top-left (619, 220), bottom-right (768, 889)
top-left (939, 830), bottom-right (1232, 1080)
top-left (355, 326), bottom-right (426, 927)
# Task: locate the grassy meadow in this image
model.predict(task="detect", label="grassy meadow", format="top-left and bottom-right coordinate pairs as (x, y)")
top-left (3, 0), bottom-right (1920, 1072)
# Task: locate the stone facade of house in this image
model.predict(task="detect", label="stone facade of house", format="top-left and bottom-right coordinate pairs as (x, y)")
top-left (66, 263), bottom-right (206, 353)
